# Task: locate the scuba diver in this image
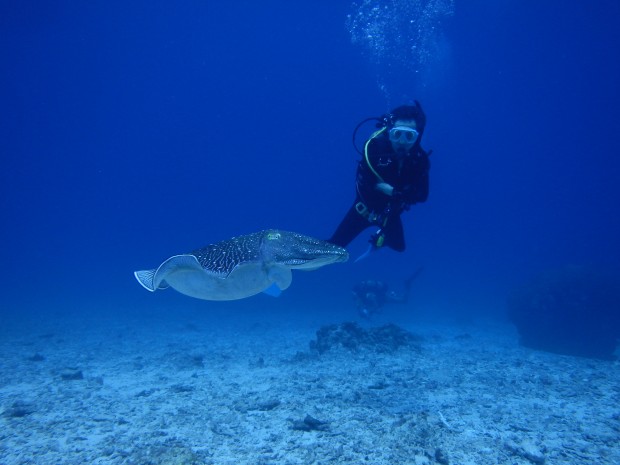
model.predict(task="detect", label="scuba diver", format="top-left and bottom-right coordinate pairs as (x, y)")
top-left (353, 267), bottom-right (423, 318)
top-left (329, 102), bottom-right (431, 257)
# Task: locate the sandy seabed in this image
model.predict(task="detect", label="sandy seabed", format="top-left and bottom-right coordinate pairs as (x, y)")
top-left (0, 311), bottom-right (618, 465)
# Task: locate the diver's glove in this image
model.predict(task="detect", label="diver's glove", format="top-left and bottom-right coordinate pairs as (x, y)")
top-left (391, 189), bottom-right (404, 203)
top-left (392, 186), bottom-right (414, 210)
top-left (390, 190), bottom-right (407, 211)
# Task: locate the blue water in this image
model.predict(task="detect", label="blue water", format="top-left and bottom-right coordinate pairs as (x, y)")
top-left (2, 1), bottom-right (619, 329)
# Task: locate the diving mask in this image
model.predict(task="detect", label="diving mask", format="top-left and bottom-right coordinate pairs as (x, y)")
top-left (388, 126), bottom-right (419, 145)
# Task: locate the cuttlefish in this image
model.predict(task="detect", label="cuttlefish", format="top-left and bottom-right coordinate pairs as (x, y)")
top-left (134, 229), bottom-right (348, 301)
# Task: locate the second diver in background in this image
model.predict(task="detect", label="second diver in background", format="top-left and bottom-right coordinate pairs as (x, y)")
top-left (352, 267), bottom-right (423, 318)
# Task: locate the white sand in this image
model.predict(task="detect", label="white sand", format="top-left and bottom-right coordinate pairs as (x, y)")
top-left (1, 312), bottom-right (618, 464)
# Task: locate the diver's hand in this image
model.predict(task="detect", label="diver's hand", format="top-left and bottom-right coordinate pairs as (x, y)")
top-left (375, 182), bottom-right (394, 196)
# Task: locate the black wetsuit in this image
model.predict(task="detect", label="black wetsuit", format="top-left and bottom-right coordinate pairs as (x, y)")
top-left (330, 132), bottom-right (430, 251)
